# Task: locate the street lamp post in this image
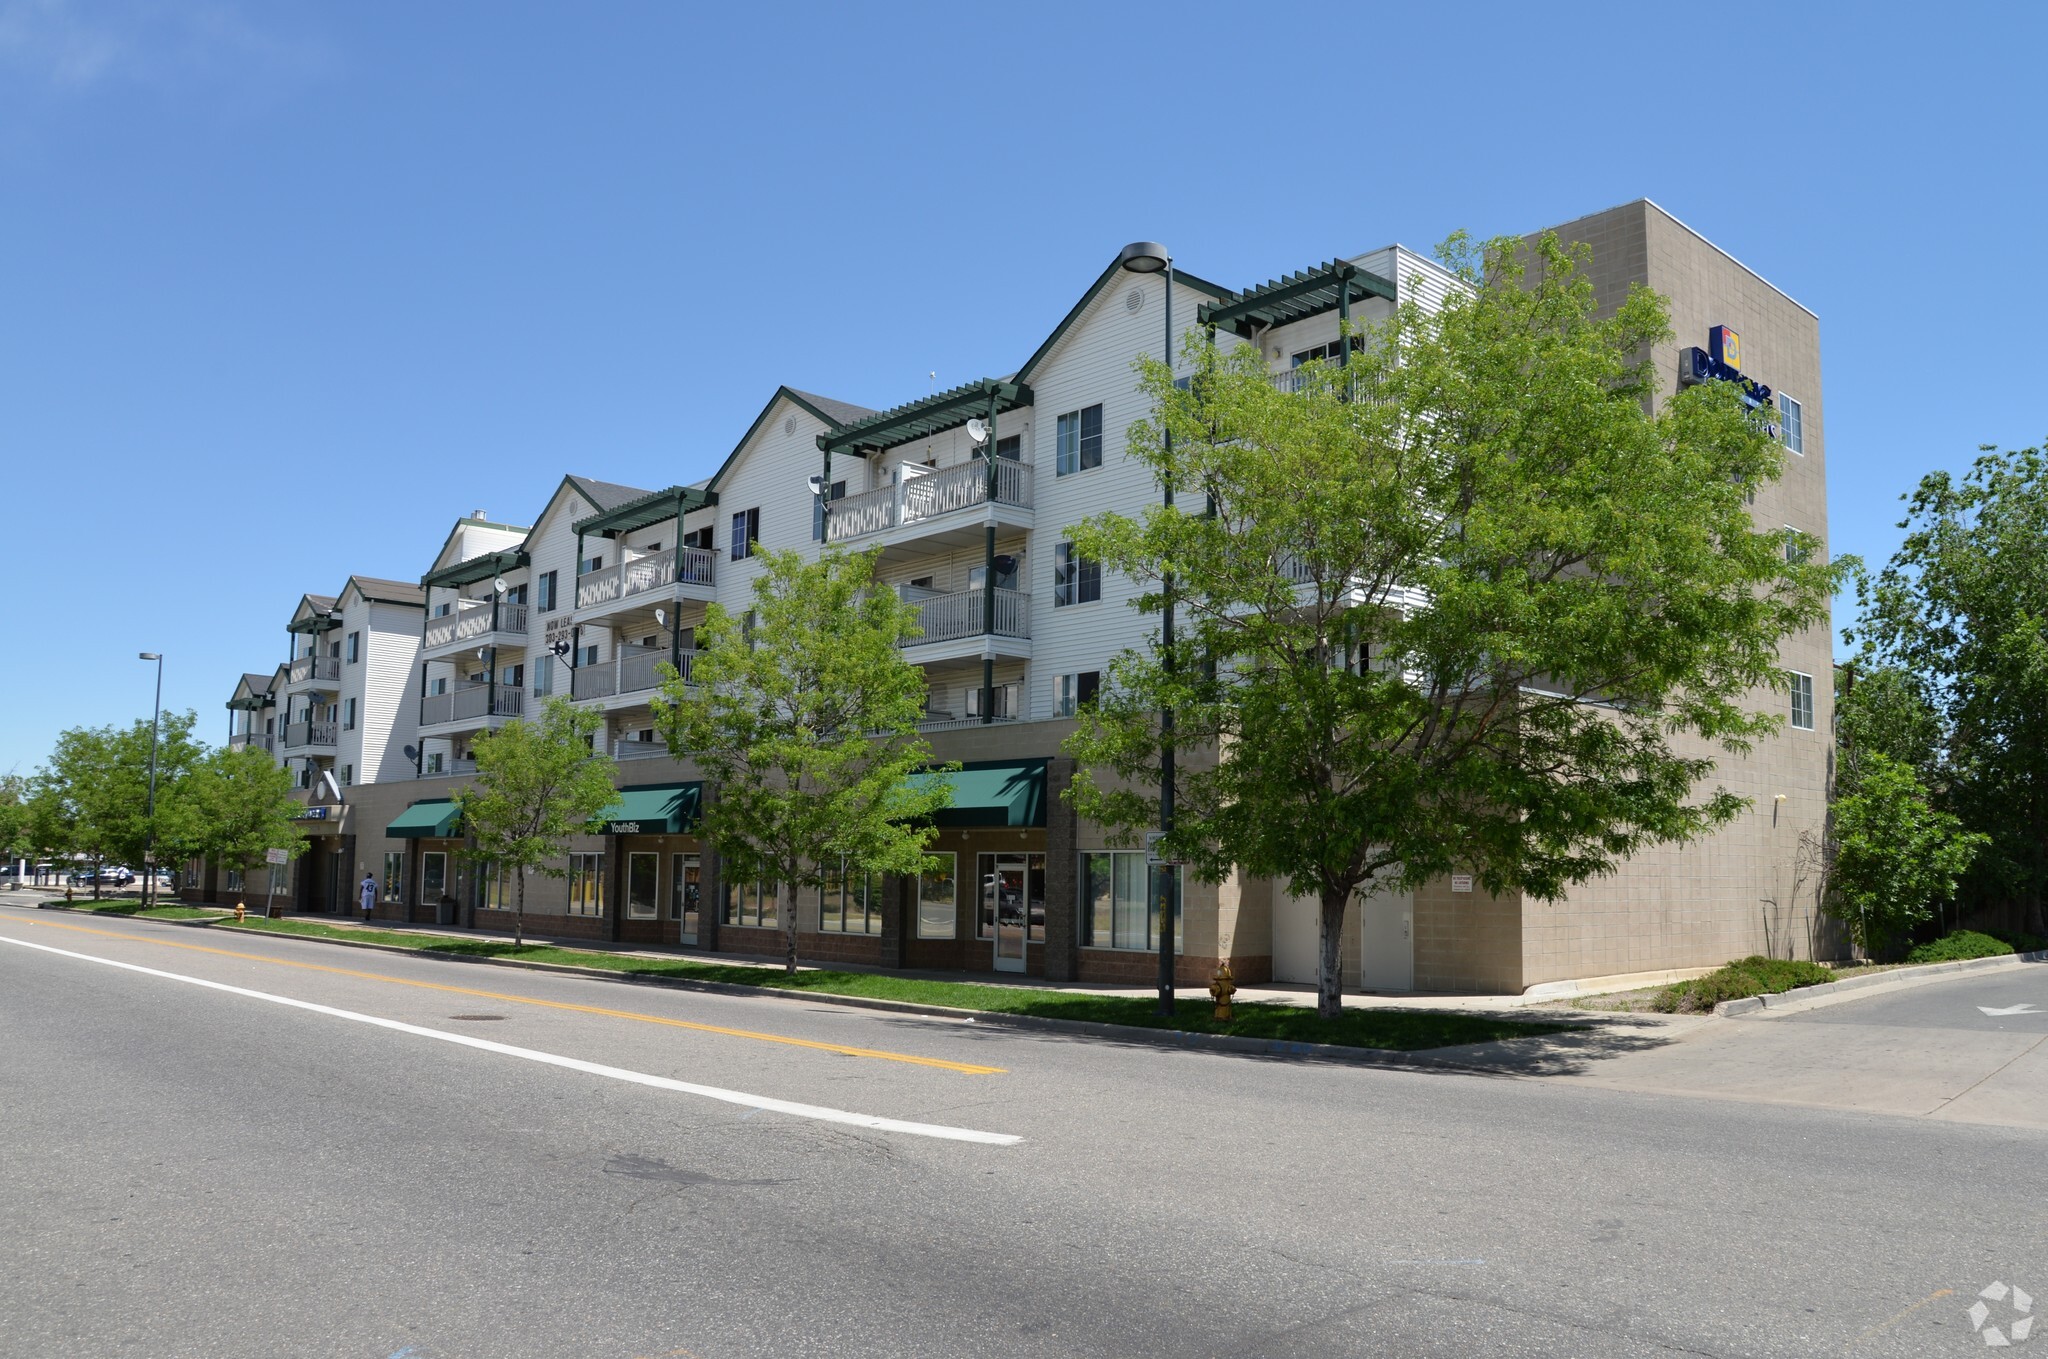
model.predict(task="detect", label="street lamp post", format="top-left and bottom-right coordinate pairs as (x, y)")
top-left (1118, 241), bottom-right (1178, 1017)
top-left (139, 652), bottom-right (163, 908)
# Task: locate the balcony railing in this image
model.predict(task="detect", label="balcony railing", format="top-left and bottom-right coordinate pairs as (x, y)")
top-left (287, 656), bottom-right (341, 685)
top-left (903, 587), bottom-right (1030, 647)
top-left (576, 547), bottom-right (717, 611)
top-left (421, 755), bottom-right (478, 778)
top-left (826, 458), bottom-right (1033, 544)
top-left (570, 646), bottom-right (698, 701)
top-left (282, 720), bottom-right (337, 751)
top-left (613, 736), bottom-right (671, 762)
top-left (424, 598), bottom-right (528, 651)
top-left (419, 683), bottom-right (526, 728)
top-left (229, 733), bottom-right (275, 753)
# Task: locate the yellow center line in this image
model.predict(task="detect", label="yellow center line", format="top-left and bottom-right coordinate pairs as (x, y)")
top-left (5, 915), bottom-right (1004, 1075)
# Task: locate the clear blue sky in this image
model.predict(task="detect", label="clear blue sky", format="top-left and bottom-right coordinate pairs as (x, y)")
top-left (3, 1), bottom-right (2042, 774)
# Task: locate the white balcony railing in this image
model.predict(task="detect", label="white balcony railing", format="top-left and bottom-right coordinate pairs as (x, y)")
top-left (230, 732), bottom-right (275, 753)
top-left (420, 683), bottom-right (525, 728)
top-left (570, 646), bottom-right (698, 701)
top-left (287, 656), bottom-right (341, 685)
top-left (904, 588), bottom-right (1030, 646)
top-left (282, 720), bottom-right (337, 750)
top-left (613, 736), bottom-right (670, 761)
top-left (826, 458), bottom-right (1033, 544)
top-left (576, 547), bottom-right (717, 611)
top-left (424, 598), bottom-right (528, 650)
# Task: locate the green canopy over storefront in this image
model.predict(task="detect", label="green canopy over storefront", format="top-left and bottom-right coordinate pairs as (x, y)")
top-left (387, 799), bottom-right (461, 839)
top-left (593, 782), bottom-right (702, 835)
top-left (908, 759), bottom-right (1047, 828)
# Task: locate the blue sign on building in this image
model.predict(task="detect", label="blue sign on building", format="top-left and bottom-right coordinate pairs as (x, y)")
top-left (1679, 325), bottom-right (1775, 432)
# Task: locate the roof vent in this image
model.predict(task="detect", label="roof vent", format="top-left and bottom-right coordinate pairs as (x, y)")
top-left (471, 509), bottom-right (487, 519)
top-left (783, 416), bottom-right (797, 435)
top-left (1125, 287), bottom-right (1145, 313)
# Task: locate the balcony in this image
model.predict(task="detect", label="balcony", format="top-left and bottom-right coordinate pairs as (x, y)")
top-left (421, 683), bottom-right (525, 729)
top-left (612, 735), bottom-right (671, 762)
top-left (826, 458), bottom-right (1033, 547)
top-left (900, 587), bottom-right (1031, 661)
top-left (281, 720), bottom-right (337, 751)
top-left (420, 755), bottom-right (477, 778)
top-left (576, 547), bottom-right (717, 616)
top-left (285, 656), bottom-right (341, 688)
top-left (423, 598), bottom-right (529, 657)
top-left (229, 732), bottom-right (275, 753)
top-left (570, 646), bottom-right (698, 703)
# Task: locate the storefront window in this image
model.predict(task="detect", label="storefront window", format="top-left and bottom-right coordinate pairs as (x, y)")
top-left (917, 853), bottom-right (956, 939)
top-left (818, 859), bottom-right (881, 935)
top-left (382, 851), bottom-right (403, 903)
top-left (567, 852), bottom-right (605, 916)
top-left (1081, 851), bottom-right (1181, 952)
top-left (420, 852), bottom-right (447, 905)
top-left (626, 852), bottom-right (659, 919)
top-left (723, 878), bottom-right (778, 928)
top-left (671, 853), bottom-right (700, 939)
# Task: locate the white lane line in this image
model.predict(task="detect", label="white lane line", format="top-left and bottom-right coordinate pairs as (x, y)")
top-left (0, 933), bottom-right (1021, 1146)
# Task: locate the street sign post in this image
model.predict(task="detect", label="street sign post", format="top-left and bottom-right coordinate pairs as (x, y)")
top-left (263, 848), bottom-right (288, 919)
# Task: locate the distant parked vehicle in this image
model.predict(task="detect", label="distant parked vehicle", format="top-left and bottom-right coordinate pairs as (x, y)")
top-left (70, 866), bottom-right (134, 886)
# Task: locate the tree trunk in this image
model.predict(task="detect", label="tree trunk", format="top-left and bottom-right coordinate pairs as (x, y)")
top-left (782, 881), bottom-right (798, 975)
top-left (514, 872), bottom-right (525, 949)
top-left (1318, 885), bottom-right (1348, 1022)
top-left (92, 857), bottom-right (102, 901)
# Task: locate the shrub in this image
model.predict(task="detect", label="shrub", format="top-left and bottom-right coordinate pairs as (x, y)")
top-left (1903, 929), bottom-right (2047, 963)
top-left (1653, 956), bottom-right (1836, 1014)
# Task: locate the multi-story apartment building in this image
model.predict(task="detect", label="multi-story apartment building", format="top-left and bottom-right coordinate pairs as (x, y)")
top-left (199, 200), bottom-right (1831, 995)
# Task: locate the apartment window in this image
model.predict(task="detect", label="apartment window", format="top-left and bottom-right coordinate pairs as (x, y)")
top-left (344, 697), bottom-right (359, 730)
top-left (533, 655), bottom-right (553, 696)
top-left (582, 553), bottom-right (604, 575)
top-left (382, 852), bottom-right (404, 903)
top-left (345, 631), bottom-right (360, 664)
top-left (731, 507), bottom-right (761, 561)
top-left (670, 852), bottom-right (700, 927)
top-left (818, 859), bottom-right (882, 935)
top-left (503, 583), bottom-right (527, 605)
top-left (225, 868), bottom-right (244, 892)
top-left (1291, 340), bottom-right (1354, 366)
top-left (339, 764), bottom-right (352, 787)
top-left (420, 852), bottom-right (447, 905)
top-left (1783, 527), bottom-right (1812, 564)
top-left (1779, 393), bottom-right (1804, 455)
top-left (1055, 404), bottom-right (1103, 476)
top-left (1053, 542), bottom-right (1100, 606)
top-left (1790, 672), bottom-right (1815, 731)
top-left (328, 639), bottom-right (342, 658)
top-left (917, 853), bottom-right (957, 939)
top-left (967, 683), bottom-right (1020, 719)
top-left (538, 570), bottom-right (558, 612)
top-left (1081, 851), bottom-right (1183, 952)
top-left (995, 434), bottom-right (1021, 460)
top-left (625, 852), bottom-right (659, 919)
top-left (723, 877), bottom-right (779, 929)
top-left (682, 525), bottom-right (714, 551)
top-left (479, 862), bottom-right (514, 911)
top-left (1054, 671), bottom-right (1101, 718)
top-left (502, 663), bottom-right (524, 688)
top-left (578, 644), bottom-right (599, 668)
top-left (434, 601), bottom-right (452, 618)
top-left (567, 852), bottom-right (606, 917)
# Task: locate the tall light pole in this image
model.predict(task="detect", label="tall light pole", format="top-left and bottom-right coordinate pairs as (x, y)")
top-left (1118, 240), bottom-right (1178, 1017)
top-left (139, 652), bottom-right (163, 908)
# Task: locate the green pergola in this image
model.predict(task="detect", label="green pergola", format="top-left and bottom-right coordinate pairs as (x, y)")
top-left (1196, 260), bottom-right (1396, 341)
top-left (421, 547), bottom-right (530, 591)
top-left (817, 377), bottom-right (1032, 457)
top-left (572, 484), bottom-right (717, 541)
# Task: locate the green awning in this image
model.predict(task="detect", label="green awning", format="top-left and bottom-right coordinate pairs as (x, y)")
top-left (388, 799), bottom-right (461, 839)
top-left (909, 759), bottom-right (1047, 828)
top-left (594, 782), bottom-right (701, 835)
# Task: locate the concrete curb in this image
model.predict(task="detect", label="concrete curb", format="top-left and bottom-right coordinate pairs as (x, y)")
top-left (13, 904), bottom-right (1564, 1074)
top-left (1713, 950), bottom-right (2048, 1019)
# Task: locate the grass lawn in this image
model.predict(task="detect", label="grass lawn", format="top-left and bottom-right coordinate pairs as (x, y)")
top-left (219, 915), bottom-right (1575, 1053)
top-left (67, 900), bottom-right (225, 920)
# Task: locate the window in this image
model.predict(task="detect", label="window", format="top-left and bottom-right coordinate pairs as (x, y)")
top-left (1054, 671), bottom-right (1101, 718)
top-left (382, 852), bottom-right (404, 903)
top-left (1055, 404), bottom-right (1103, 476)
top-left (1790, 672), bottom-right (1815, 731)
top-left (568, 852), bottom-right (606, 916)
top-left (1783, 527), bottom-right (1811, 564)
top-left (479, 862), bottom-right (513, 910)
top-left (626, 852), bottom-right (659, 919)
top-left (967, 683), bottom-right (1020, 719)
top-left (534, 655), bottom-right (553, 696)
top-left (345, 631), bottom-right (360, 664)
top-left (1081, 851), bottom-right (1183, 951)
top-left (1053, 543), bottom-right (1100, 606)
top-left (503, 583), bottom-right (527, 605)
top-left (917, 853), bottom-right (957, 939)
top-left (723, 876), bottom-right (779, 928)
top-left (268, 864), bottom-right (288, 895)
top-left (1779, 393), bottom-right (1804, 455)
top-left (502, 663), bottom-right (523, 688)
top-left (682, 525), bottom-right (714, 551)
top-left (1291, 340), bottom-right (1351, 366)
top-left (583, 553), bottom-right (604, 575)
top-left (730, 507), bottom-right (761, 560)
top-left (578, 644), bottom-right (599, 668)
top-left (819, 858), bottom-right (881, 935)
top-left (538, 570), bottom-right (558, 612)
top-left (340, 764), bottom-right (353, 787)
top-left (328, 639), bottom-right (342, 658)
top-left (226, 868), bottom-right (244, 892)
top-left (995, 434), bottom-right (1021, 460)
top-left (425, 751), bottom-right (445, 774)
top-left (434, 601), bottom-right (452, 618)
top-left (670, 852), bottom-right (700, 928)
top-left (420, 852), bottom-right (447, 905)
top-left (342, 697), bottom-right (357, 730)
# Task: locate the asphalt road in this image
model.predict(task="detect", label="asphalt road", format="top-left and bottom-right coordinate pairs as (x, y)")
top-left (2, 905), bottom-right (2042, 1358)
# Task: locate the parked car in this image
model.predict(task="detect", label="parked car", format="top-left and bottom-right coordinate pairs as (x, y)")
top-left (70, 866), bottom-right (133, 886)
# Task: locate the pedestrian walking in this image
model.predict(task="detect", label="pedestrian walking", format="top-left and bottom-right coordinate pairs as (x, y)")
top-left (359, 871), bottom-right (377, 924)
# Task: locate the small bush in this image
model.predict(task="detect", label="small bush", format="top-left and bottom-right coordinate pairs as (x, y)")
top-left (1653, 956), bottom-right (1836, 1014)
top-left (1903, 929), bottom-right (2048, 963)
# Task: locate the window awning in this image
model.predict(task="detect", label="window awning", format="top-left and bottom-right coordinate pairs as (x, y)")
top-left (594, 782), bottom-right (702, 835)
top-left (388, 799), bottom-right (461, 838)
top-left (909, 759), bottom-right (1047, 828)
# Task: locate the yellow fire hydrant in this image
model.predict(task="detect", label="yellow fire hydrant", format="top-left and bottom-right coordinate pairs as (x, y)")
top-left (233, 900), bottom-right (246, 923)
top-left (1209, 962), bottom-right (1238, 1022)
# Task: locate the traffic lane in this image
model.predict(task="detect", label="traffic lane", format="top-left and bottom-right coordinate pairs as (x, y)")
top-left (7, 918), bottom-right (2047, 1355)
top-left (1782, 960), bottom-right (2048, 1030)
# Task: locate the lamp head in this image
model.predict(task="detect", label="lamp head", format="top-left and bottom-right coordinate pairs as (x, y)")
top-left (1117, 241), bottom-right (1170, 274)
top-left (138, 652), bottom-right (162, 661)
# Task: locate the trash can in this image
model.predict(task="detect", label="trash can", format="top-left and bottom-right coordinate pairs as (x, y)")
top-left (437, 894), bottom-right (458, 927)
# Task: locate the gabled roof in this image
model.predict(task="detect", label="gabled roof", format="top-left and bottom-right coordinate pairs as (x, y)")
top-left (785, 388), bottom-right (877, 428)
top-left (427, 515), bottom-right (530, 577)
top-left (422, 547), bottom-right (530, 590)
top-left (567, 475), bottom-right (655, 512)
top-left (573, 483), bottom-right (719, 538)
top-left (342, 575), bottom-right (427, 609)
top-left (1014, 252), bottom-right (1231, 387)
top-left (701, 386), bottom-right (877, 496)
top-left (227, 672), bottom-right (278, 710)
top-left (287, 593), bottom-right (343, 634)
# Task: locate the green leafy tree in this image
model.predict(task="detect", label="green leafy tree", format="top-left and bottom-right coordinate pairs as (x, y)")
top-left (0, 774), bottom-right (28, 867)
top-left (35, 713), bottom-right (205, 896)
top-left (1830, 752), bottom-right (1986, 956)
top-left (1065, 232), bottom-right (1843, 1018)
top-left (1835, 661), bottom-right (1942, 791)
top-left (1847, 444), bottom-right (2048, 935)
top-left (454, 698), bottom-right (619, 947)
top-left (651, 545), bottom-right (952, 973)
top-left (183, 746), bottom-right (306, 899)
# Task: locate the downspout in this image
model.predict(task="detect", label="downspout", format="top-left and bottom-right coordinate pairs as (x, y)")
top-left (981, 387), bottom-right (998, 724)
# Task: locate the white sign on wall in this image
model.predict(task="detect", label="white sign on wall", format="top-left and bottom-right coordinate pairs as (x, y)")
top-left (265, 848), bottom-right (289, 866)
top-left (1450, 874), bottom-right (1473, 894)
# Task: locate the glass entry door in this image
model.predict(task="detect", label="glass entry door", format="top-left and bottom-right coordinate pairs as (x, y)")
top-left (979, 852), bottom-right (1045, 973)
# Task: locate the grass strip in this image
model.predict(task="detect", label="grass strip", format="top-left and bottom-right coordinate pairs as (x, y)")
top-left (219, 915), bottom-right (1574, 1053)
top-left (64, 900), bottom-right (225, 920)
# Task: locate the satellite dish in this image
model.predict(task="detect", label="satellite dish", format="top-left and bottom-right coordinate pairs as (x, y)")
top-left (653, 608), bottom-right (666, 627)
top-left (476, 647), bottom-right (489, 661)
top-left (806, 474), bottom-right (824, 497)
top-left (550, 640), bottom-right (571, 659)
top-left (965, 417), bottom-right (989, 445)
top-left (493, 577), bottom-right (508, 594)
top-left (403, 745), bottom-right (418, 762)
